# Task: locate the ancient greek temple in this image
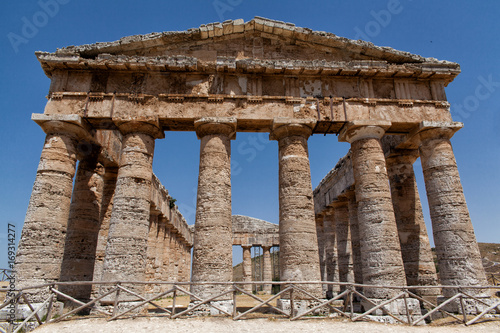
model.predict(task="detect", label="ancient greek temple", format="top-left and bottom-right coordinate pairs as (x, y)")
top-left (16, 17), bottom-right (487, 308)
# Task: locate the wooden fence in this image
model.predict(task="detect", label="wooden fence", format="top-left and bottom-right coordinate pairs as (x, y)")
top-left (1, 281), bottom-right (499, 333)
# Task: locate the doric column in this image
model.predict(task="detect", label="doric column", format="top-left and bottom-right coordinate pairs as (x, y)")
top-left (180, 242), bottom-right (190, 282)
top-left (332, 198), bottom-right (354, 289)
top-left (270, 118), bottom-right (322, 299)
top-left (172, 233), bottom-right (180, 280)
top-left (153, 217), bottom-right (167, 292)
top-left (59, 147), bottom-right (104, 301)
top-left (91, 166), bottom-right (117, 298)
top-left (157, 217), bottom-right (168, 281)
top-left (345, 190), bottom-right (363, 287)
top-left (184, 245), bottom-right (192, 282)
top-left (316, 215), bottom-right (327, 295)
top-left (416, 123), bottom-right (487, 296)
top-left (386, 150), bottom-right (439, 296)
top-left (322, 210), bottom-right (340, 298)
top-left (242, 246), bottom-right (253, 294)
top-left (100, 118), bottom-right (163, 296)
top-left (162, 226), bottom-right (174, 282)
top-left (145, 211), bottom-right (160, 294)
top-left (339, 121), bottom-right (406, 298)
top-left (262, 246), bottom-right (272, 294)
top-left (191, 117), bottom-right (236, 300)
top-left (16, 115), bottom-right (93, 301)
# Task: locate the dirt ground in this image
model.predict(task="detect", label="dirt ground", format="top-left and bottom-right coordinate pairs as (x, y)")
top-left (32, 317), bottom-right (500, 333)
top-left (26, 294), bottom-right (500, 332)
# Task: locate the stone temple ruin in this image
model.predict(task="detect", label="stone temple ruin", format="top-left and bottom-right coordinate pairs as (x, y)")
top-left (15, 17), bottom-right (492, 314)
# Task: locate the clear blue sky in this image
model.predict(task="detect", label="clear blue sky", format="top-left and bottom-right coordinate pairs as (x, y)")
top-left (1, 1), bottom-right (499, 269)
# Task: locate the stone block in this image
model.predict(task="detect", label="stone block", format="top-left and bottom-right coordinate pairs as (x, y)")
top-left (361, 298), bottom-right (422, 316)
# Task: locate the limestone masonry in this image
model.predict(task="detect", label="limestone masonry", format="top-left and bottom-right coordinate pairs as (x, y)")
top-left (16, 17), bottom-right (488, 310)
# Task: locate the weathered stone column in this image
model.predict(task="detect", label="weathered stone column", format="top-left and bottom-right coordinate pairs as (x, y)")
top-left (322, 210), bottom-right (340, 298)
top-left (191, 117), bottom-right (236, 300)
top-left (154, 217), bottom-right (167, 292)
top-left (91, 166), bottom-right (117, 298)
top-left (59, 147), bottom-right (105, 301)
top-left (184, 245), bottom-right (192, 282)
top-left (339, 121), bottom-right (407, 299)
top-left (145, 211), bottom-right (160, 294)
top-left (100, 118), bottom-right (163, 296)
top-left (416, 123), bottom-right (487, 296)
top-left (332, 198), bottom-right (355, 289)
top-left (270, 118), bottom-right (323, 299)
top-left (16, 115), bottom-right (93, 301)
top-left (316, 215), bottom-right (327, 296)
top-left (386, 149), bottom-right (439, 296)
top-left (162, 226), bottom-right (173, 282)
top-left (171, 232), bottom-right (180, 280)
top-left (242, 245), bottom-right (253, 294)
top-left (262, 246), bottom-right (272, 294)
top-left (345, 190), bottom-right (363, 287)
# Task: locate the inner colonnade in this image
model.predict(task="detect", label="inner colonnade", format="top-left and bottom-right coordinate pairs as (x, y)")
top-left (15, 17), bottom-right (488, 309)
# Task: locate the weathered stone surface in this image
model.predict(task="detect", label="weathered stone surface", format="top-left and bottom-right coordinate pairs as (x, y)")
top-left (91, 167), bottom-right (117, 298)
top-left (346, 190), bottom-right (363, 287)
top-left (321, 211), bottom-right (340, 298)
top-left (417, 126), bottom-right (488, 296)
top-left (313, 153), bottom-right (354, 215)
top-left (339, 122), bottom-right (407, 298)
top-left (316, 215), bottom-right (328, 295)
top-left (144, 212), bottom-right (161, 294)
top-left (51, 17), bottom-right (456, 66)
top-left (191, 118), bottom-right (236, 300)
top-left (385, 148), bottom-right (439, 296)
top-left (16, 129), bottom-right (79, 301)
top-left (271, 119), bottom-right (322, 299)
top-left (262, 246), bottom-right (273, 294)
top-left (100, 123), bottom-right (160, 297)
top-left (332, 199), bottom-right (354, 289)
top-left (242, 246), bottom-right (252, 293)
top-left (232, 215), bottom-right (279, 247)
top-left (60, 151), bottom-right (104, 301)
top-left (150, 174), bottom-right (193, 245)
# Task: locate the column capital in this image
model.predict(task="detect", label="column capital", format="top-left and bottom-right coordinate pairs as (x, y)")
top-left (194, 117), bottom-right (237, 139)
top-left (406, 121), bottom-right (462, 146)
top-left (269, 118), bottom-right (316, 141)
top-left (338, 120), bottom-right (391, 143)
top-left (113, 116), bottom-right (164, 139)
top-left (32, 113), bottom-right (95, 142)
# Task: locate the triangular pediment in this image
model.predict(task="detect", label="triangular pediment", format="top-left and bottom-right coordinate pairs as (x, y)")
top-left (37, 17), bottom-right (460, 84)
top-left (52, 17), bottom-right (452, 65)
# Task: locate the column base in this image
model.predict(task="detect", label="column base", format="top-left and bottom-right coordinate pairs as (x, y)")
top-left (277, 299), bottom-right (333, 317)
top-left (188, 300), bottom-right (233, 316)
top-left (436, 295), bottom-right (500, 315)
top-left (91, 301), bottom-right (146, 316)
top-left (0, 301), bottom-right (63, 321)
top-left (360, 298), bottom-right (422, 316)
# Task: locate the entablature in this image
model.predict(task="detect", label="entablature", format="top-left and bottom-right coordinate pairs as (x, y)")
top-left (42, 92), bottom-right (451, 134)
